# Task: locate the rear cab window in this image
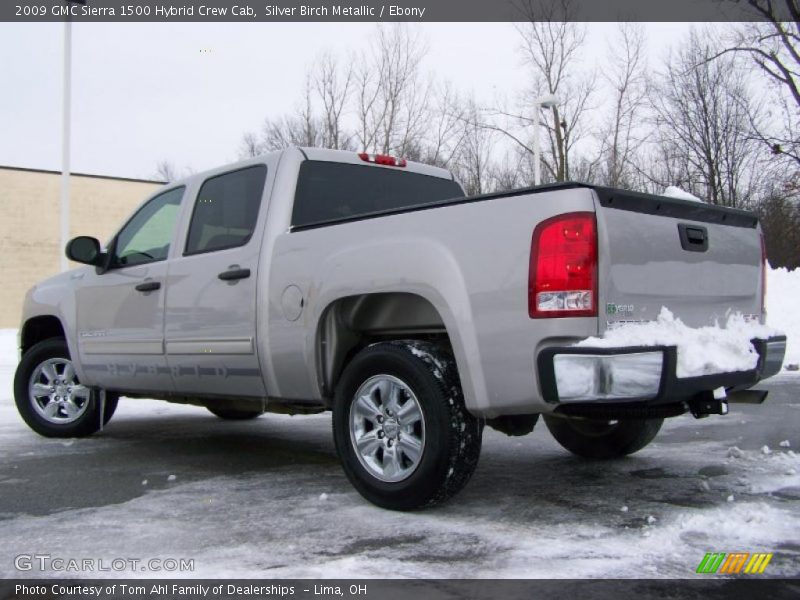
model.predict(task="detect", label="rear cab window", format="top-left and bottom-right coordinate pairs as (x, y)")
top-left (291, 161), bottom-right (464, 228)
top-left (185, 165), bottom-right (268, 255)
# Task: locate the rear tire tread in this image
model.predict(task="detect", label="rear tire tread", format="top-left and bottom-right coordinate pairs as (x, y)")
top-left (543, 415), bottom-right (663, 459)
top-left (207, 407), bottom-right (263, 420)
top-left (333, 340), bottom-right (483, 510)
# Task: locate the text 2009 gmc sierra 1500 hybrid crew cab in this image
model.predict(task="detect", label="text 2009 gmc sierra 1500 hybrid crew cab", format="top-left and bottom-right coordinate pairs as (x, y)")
top-left (13, 147), bottom-right (786, 509)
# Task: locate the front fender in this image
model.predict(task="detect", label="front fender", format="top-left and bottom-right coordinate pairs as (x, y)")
top-left (20, 269), bottom-right (85, 379)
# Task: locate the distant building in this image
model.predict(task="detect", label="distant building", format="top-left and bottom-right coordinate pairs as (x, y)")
top-left (0, 166), bottom-right (164, 328)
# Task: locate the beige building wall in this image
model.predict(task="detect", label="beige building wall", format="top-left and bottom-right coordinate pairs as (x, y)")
top-left (0, 167), bottom-right (164, 328)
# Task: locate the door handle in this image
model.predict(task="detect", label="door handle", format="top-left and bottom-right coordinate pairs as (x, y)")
top-left (218, 268), bottom-right (251, 281)
top-left (135, 280), bottom-right (161, 292)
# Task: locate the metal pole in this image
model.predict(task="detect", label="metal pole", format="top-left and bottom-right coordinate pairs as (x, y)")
top-left (533, 102), bottom-right (541, 186)
top-left (60, 17), bottom-right (72, 272)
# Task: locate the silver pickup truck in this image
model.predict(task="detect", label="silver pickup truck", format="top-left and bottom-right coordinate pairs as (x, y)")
top-left (14, 147), bottom-right (785, 509)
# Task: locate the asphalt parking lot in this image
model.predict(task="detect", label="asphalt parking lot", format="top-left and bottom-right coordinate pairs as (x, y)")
top-left (0, 374), bottom-right (798, 579)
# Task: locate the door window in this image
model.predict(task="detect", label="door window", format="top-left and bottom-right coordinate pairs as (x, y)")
top-left (111, 187), bottom-right (185, 268)
top-left (185, 165), bottom-right (268, 255)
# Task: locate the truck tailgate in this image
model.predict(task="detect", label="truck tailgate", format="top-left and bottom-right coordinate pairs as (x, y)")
top-left (593, 188), bottom-right (763, 330)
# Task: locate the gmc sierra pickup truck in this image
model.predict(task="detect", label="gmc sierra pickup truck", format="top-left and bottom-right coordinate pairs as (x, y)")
top-left (14, 147), bottom-right (786, 510)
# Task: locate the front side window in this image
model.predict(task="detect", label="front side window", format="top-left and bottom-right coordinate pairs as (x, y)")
top-left (185, 165), bottom-right (268, 255)
top-left (111, 187), bottom-right (184, 268)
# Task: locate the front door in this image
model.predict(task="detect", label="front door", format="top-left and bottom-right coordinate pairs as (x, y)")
top-left (163, 164), bottom-right (269, 398)
top-left (76, 186), bottom-right (185, 393)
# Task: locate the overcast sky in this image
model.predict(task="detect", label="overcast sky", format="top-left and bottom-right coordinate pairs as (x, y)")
top-left (0, 22), bottom-right (693, 181)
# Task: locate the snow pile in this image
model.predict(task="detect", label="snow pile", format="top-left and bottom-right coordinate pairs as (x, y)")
top-left (0, 329), bottom-right (17, 365)
top-left (663, 186), bottom-right (703, 202)
top-left (766, 265), bottom-right (800, 369)
top-left (575, 307), bottom-right (778, 378)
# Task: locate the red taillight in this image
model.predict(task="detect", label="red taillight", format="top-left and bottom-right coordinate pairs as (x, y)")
top-left (760, 230), bottom-right (767, 316)
top-left (529, 212), bottom-right (597, 318)
top-left (358, 152), bottom-right (407, 167)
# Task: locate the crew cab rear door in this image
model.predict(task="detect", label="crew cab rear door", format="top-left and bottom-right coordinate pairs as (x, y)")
top-left (163, 163), bottom-right (271, 398)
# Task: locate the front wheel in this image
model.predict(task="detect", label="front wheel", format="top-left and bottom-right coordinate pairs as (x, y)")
top-left (543, 415), bottom-right (663, 459)
top-left (14, 338), bottom-right (118, 438)
top-left (333, 341), bottom-right (483, 510)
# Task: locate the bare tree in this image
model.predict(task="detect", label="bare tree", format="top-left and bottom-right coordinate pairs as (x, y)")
top-left (485, 0), bottom-right (596, 183)
top-left (517, 3), bottom-right (583, 181)
top-left (646, 29), bottom-right (764, 207)
top-left (417, 82), bottom-right (466, 168)
top-left (756, 184), bottom-right (800, 269)
top-left (314, 53), bottom-right (355, 150)
top-left (451, 98), bottom-right (497, 195)
top-left (239, 132), bottom-right (261, 158)
top-left (354, 25), bottom-right (433, 156)
top-left (239, 53), bottom-right (354, 156)
top-left (596, 23), bottom-right (649, 188)
top-left (154, 160), bottom-right (178, 182)
top-left (491, 152), bottom-right (533, 191)
top-left (713, 1), bottom-right (799, 167)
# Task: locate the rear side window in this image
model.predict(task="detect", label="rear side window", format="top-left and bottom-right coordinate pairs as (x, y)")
top-left (292, 161), bottom-right (464, 228)
top-left (185, 165), bottom-right (268, 255)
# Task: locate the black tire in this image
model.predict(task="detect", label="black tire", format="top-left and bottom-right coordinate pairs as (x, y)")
top-left (543, 415), bottom-right (663, 459)
top-left (333, 340), bottom-right (483, 511)
top-left (14, 338), bottom-right (117, 438)
top-left (207, 407), bottom-right (263, 420)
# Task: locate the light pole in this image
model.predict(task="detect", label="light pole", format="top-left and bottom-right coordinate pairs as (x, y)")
top-left (533, 94), bottom-right (560, 186)
top-left (60, 0), bottom-right (85, 271)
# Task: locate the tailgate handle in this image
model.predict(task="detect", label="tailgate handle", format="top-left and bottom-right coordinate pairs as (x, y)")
top-left (678, 223), bottom-right (708, 252)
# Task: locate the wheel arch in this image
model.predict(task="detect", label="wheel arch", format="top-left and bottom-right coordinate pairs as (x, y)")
top-left (315, 292), bottom-right (468, 402)
top-left (21, 315), bottom-right (66, 354)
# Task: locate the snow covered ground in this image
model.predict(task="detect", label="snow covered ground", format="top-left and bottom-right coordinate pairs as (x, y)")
top-left (768, 265), bottom-right (800, 369)
top-left (0, 267), bottom-right (798, 579)
top-left (1, 374), bottom-right (798, 579)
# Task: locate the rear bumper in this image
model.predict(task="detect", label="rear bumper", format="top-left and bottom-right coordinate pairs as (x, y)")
top-left (537, 335), bottom-right (787, 407)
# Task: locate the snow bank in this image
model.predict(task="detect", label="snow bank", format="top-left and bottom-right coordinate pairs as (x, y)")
top-left (766, 265), bottom-right (800, 369)
top-left (575, 308), bottom-right (778, 378)
top-left (0, 329), bottom-right (17, 365)
top-left (663, 186), bottom-right (703, 202)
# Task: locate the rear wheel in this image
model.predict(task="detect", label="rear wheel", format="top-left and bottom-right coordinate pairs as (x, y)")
top-left (333, 341), bottom-right (483, 510)
top-left (207, 407), bottom-right (263, 420)
top-left (14, 338), bottom-right (118, 438)
top-left (543, 415), bottom-right (663, 459)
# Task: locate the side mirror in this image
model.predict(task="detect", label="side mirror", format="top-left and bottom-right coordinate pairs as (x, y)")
top-left (65, 236), bottom-right (102, 266)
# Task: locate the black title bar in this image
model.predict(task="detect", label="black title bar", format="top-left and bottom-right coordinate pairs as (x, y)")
top-left (3, 0), bottom-right (797, 22)
top-left (2, 579), bottom-right (800, 600)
